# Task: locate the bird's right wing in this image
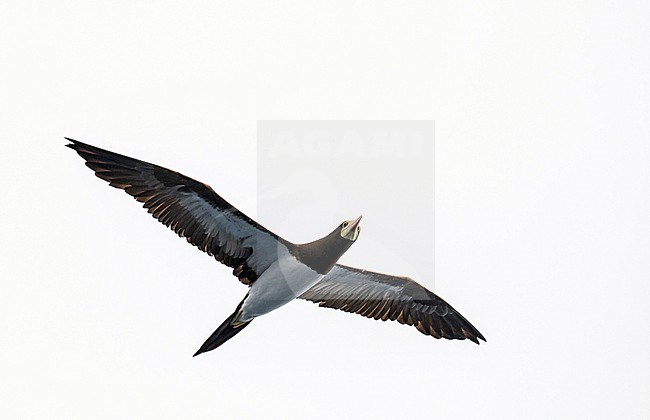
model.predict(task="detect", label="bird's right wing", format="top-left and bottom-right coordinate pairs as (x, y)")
top-left (299, 264), bottom-right (485, 343)
top-left (67, 138), bottom-right (294, 285)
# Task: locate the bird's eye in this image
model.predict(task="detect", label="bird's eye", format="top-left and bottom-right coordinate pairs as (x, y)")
top-left (342, 222), bottom-right (349, 228)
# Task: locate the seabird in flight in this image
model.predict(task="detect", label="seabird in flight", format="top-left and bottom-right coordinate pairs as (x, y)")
top-left (66, 138), bottom-right (485, 356)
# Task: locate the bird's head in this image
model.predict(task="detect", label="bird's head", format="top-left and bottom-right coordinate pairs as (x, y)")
top-left (340, 215), bottom-right (362, 242)
top-left (296, 215), bottom-right (363, 275)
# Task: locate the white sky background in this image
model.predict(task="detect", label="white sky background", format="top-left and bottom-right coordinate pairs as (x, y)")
top-left (1, 1), bottom-right (650, 419)
top-left (257, 121), bottom-right (435, 288)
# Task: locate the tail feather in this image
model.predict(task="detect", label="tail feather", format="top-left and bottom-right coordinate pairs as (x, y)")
top-left (193, 298), bottom-right (252, 357)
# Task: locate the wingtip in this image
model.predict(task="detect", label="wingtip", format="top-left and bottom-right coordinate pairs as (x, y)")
top-left (64, 137), bottom-right (80, 149)
top-left (65, 137), bottom-right (94, 151)
top-left (193, 344), bottom-right (210, 357)
top-left (471, 333), bottom-right (486, 345)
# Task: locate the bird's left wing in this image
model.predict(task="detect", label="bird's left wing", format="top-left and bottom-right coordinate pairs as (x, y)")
top-left (299, 264), bottom-right (485, 343)
top-left (66, 138), bottom-right (293, 285)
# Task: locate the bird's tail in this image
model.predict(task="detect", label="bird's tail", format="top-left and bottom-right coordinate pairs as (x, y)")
top-left (193, 297), bottom-right (252, 357)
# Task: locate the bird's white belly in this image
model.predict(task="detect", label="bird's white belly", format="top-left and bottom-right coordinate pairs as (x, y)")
top-left (240, 255), bottom-right (324, 320)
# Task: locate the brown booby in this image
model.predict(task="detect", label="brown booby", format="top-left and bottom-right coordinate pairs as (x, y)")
top-left (66, 138), bottom-right (485, 356)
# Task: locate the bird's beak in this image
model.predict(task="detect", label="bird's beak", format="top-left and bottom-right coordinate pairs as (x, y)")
top-left (349, 215), bottom-right (362, 230)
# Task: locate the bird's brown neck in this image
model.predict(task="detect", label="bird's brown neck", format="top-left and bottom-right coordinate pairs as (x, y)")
top-left (293, 230), bottom-right (353, 275)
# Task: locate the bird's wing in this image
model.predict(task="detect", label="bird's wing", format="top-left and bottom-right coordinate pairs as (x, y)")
top-left (299, 264), bottom-right (485, 343)
top-left (66, 138), bottom-right (293, 285)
